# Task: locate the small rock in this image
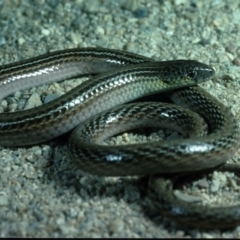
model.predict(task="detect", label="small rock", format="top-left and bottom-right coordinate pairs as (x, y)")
top-left (24, 92), bottom-right (42, 110)
top-left (210, 179), bottom-right (220, 192)
top-left (233, 57), bottom-right (240, 66)
top-left (41, 28), bottom-right (50, 36)
top-left (174, 190), bottom-right (203, 203)
top-left (44, 94), bottom-right (60, 104)
top-left (197, 179), bottom-right (209, 189)
top-left (109, 218), bottom-right (124, 233)
top-left (18, 37), bottom-right (26, 45)
top-left (96, 26), bottom-right (105, 35)
top-left (133, 8), bottom-right (149, 18)
top-left (0, 194), bottom-right (8, 206)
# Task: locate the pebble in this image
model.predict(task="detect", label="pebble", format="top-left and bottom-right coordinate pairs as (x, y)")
top-left (197, 179), bottom-right (209, 189)
top-left (41, 28), bottom-right (50, 36)
top-left (109, 219), bottom-right (124, 233)
top-left (24, 93), bottom-right (42, 110)
top-left (174, 190), bottom-right (203, 203)
top-left (210, 179), bottom-right (220, 193)
top-left (44, 94), bottom-right (61, 104)
top-left (0, 194), bottom-right (8, 206)
top-left (233, 57), bottom-right (240, 66)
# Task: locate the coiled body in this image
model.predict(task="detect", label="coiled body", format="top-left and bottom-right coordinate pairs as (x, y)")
top-left (0, 48), bottom-right (240, 229)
